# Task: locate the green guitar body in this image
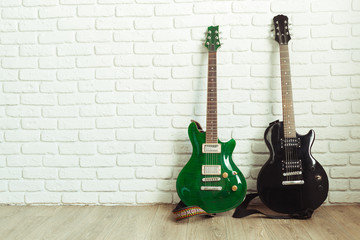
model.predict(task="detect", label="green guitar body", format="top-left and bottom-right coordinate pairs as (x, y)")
top-left (176, 121), bottom-right (247, 213)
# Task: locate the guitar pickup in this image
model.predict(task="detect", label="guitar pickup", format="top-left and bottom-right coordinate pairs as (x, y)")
top-left (200, 186), bottom-right (222, 191)
top-left (202, 177), bottom-right (221, 182)
top-left (282, 180), bottom-right (304, 185)
top-left (202, 144), bottom-right (221, 153)
top-left (202, 165), bottom-right (221, 175)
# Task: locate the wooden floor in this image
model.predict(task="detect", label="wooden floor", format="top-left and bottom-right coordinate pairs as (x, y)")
top-left (0, 204), bottom-right (359, 240)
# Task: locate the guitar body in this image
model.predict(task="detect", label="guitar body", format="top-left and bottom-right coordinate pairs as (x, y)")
top-left (176, 121), bottom-right (247, 213)
top-left (257, 121), bottom-right (328, 214)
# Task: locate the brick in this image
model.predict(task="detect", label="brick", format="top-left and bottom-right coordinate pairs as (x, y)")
top-left (46, 180), bottom-right (80, 192)
top-left (312, 102), bottom-right (350, 114)
top-left (22, 119), bottom-right (56, 130)
top-left (96, 18), bottom-right (132, 30)
top-left (5, 131), bottom-right (39, 142)
top-left (39, 6), bottom-right (76, 18)
top-left (7, 155), bottom-right (41, 167)
top-left (154, 129), bottom-right (188, 141)
top-left (0, 168), bottom-right (22, 179)
top-left (135, 17), bottom-right (172, 30)
top-left (175, 15), bottom-right (213, 28)
top-left (76, 31), bottom-right (112, 43)
top-left (58, 119), bottom-right (94, 129)
top-left (137, 192), bottom-right (172, 204)
top-left (233, 1), bottom-right (269, 13)
top-left (330, 141), bottom-right (360, 153)
top-left (78, 80), bottom-right (114, 93)
top-left (59, 168), bottom-right (96, 179)
top-left (293, 39), bottom-right (330, 51)
top-left (82, 180), bottom-right (118, 191)
top-left (7, 106), bottom-right (30, 118)
top-left (2, 58), bottom-right (37, 69)
top-left (331, 63), bottom-right (360, 75)
top-left (0, 45), bottom-right (17, 57)
top-left (39, 32), bottom-right (74, 44)
top-left (193, 2), bottom-right (231, 14)
top-left (23, 168), bottom-right (57, 179)
top-left (80, 105), bottom-right (116, 117)
top-left (331, 115), bottom-right (360, 126)
top-left (39, 57), bottom-right (75, 69)
top-left (0, 193), bottom-right (24, 204)
top-left (331, 89), bottom-right (360, 101)
top-left (332, 38), bottom-right (360, 49)
top-left (41, 130), bottom-right (78, 142)
top-left (95, 43), bottom-right (133, 55)
top-left (9, 180), bottom-right (43, 192)
top-left (96, 117), bottom-right (132, 129)
top-left (58, 93), bottom-right (94, 105)
top-left (40, 82), bottom-right (76, 93)
top-left (80, 156), bottom-right (116, 167)
top-left (0, 32), bottom-right (37, 44)
top-left (79, 130), bottom-right (115, 141)
top-left (120, 180), bottom-right (156, 191)
top-left (96, 68), bottom-right (132, 79)
top-left (62, 193), bottom-right (98, 204)
top-left (57, 69), bottom-right (94, 81)
top-left (114, 30), bottom-right (152, 42)
top-left (134, 116), bottom-right (171, 128)
top-left (99, 193), bottom-right (135, 204)
top-left (20, 45), bottom-right (54, 57)
top-left (22, 143), bottom-right (57, 154)
top-left (25, 193), bottom-right (61, 204)
top-left (311, 76), bottom-right (349, 89)
top-left (312, 51), bottom-right (351, 63)
top-left (77, 6), bottom-right (114, 17)
top-left (292, 13), bottom-right (331, 26)
top-left (231, 26), bottom-right (270, 39)
top-left (98, 142), bottom-right (133, 154)
top-left (2, 8), bottom-right (37, 19)
top-left (116, 129), bottom-right (153, 141)
top-left (116, 4), bottom-right (153, 16)
top-left (312, 0), bottom-right (349, 12)
top-left (59, 143), bottom-right (97, 155)
top-left (19, 20), bottom-right (56, 31)
top-left (155, 4), bottom-right (191, 16)
top-left (43, 156), bottom-right (79, 167)
top-left (97, 167), bottom-right (134, 179)
top-left (20, 70), bottom-right (56, 81)
top-left (136, 143), bottom-right (173, 154)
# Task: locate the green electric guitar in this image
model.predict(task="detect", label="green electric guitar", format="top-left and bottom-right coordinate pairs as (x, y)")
top-left (176, 26), bottom-right (247, 213)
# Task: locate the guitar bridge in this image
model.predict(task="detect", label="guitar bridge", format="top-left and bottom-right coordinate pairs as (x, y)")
top-left (200, 186), bottom-right (222, 191)
top-left (282, 180), bottom-right (304, 185)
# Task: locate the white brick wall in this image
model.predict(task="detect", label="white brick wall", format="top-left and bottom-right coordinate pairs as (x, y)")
top-left (0, 0), bottom-right (359, 205)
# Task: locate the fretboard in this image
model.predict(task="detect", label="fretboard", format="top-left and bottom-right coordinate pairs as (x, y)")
top-left (279, 44), bottom-right (296, 138)
top-left (206, 51), bottom-right (218, 143)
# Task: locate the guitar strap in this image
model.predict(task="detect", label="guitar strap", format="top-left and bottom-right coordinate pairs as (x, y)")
top-left (232, 193), bottom-right (314, 219)
top-left (172, 201), bottom-right (216, 221)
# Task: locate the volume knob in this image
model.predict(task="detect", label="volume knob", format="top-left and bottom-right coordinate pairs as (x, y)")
top-left (232, 185), bottom-right (238, 191)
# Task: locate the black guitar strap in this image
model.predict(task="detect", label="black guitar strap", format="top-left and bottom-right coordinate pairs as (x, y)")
top-left (172, 201), bottom-right (216, 221)
top-left (232, 193), bottom-right (314, 219)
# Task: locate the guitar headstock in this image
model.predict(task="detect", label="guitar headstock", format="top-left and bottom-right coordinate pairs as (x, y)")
top-left (205, 26), bottom-right (221, 52)
top-left (273, 15), bottom-right (291, 45)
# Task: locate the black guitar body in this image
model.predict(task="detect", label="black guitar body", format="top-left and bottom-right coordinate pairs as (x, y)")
top-left (257, 120), bottom-right (329, 214)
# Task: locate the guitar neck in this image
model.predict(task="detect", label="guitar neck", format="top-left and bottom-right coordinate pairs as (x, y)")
top-left (206, 51), bottom-right (218, 143)
top-left (279, 44), bottom-right (296, 138)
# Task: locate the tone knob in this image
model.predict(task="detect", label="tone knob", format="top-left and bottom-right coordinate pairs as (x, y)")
top-left (318, 185), bottom-right (323, 191)
top-left (222, 172), bottom-right (228, 178)
top-left (232, 185), bottom-right (238, 191)
top-left (315, 175), bottom-right (322, 181)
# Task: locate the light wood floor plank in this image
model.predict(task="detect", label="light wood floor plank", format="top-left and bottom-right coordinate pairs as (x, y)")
top-left (0, 204), bottom-right (358, 240)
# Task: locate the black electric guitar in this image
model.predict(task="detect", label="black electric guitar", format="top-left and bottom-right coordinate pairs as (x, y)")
top-left (257, 15), bottom-right (329, 214)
